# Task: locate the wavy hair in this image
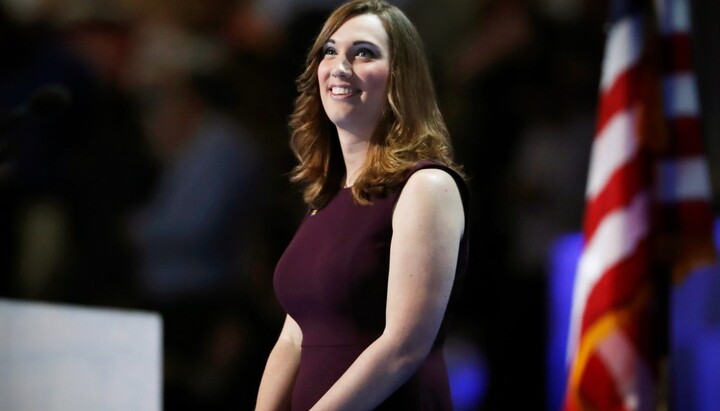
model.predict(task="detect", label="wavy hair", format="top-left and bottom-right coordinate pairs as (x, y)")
top-left (289, 0), bottom-right (463, 208)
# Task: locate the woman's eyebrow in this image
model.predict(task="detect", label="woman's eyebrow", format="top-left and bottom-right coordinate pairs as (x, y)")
top-left (324, 39), bottom-right (381, 48)
top-left (352, 40), bottom-right (379, 47)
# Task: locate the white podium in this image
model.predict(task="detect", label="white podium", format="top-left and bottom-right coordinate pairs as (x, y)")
top-left (0, 299), bottom-right (162, 411)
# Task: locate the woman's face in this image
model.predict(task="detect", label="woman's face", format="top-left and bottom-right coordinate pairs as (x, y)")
top-left (317, 13), bottom-right (390, 138)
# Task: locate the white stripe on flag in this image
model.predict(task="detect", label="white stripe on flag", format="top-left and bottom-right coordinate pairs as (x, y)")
top-left (600, 14), bottom-right (645, 92)
top-left (586, 108), bottom-right (640, 200)
top-left (654, 0), bottom-right (691, 35)
top-left (655, 156), bottom-right (712, 202)
top-left (566, 191), bottom-right (650, 362)
top-left (597, 329), bottom-right (656, 411)
top-left (662, 73), bottom-right (700, 119)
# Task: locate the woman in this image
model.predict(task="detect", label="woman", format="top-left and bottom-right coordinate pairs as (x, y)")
top-left (256, 1), bottom-right (469, 409)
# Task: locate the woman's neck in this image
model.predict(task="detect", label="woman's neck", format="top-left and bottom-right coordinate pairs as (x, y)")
top-left (336, 127), bottom-right (371, 188)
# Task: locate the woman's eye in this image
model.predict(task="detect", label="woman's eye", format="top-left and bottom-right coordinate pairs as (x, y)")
top-left (356, 48), bottom-right (376, 58)
top-left (323, 47), bottom-right (337, 56)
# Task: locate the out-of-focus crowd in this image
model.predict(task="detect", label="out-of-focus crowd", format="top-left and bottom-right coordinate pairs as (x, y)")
top-left (3, 0), bottom-right (716, 409)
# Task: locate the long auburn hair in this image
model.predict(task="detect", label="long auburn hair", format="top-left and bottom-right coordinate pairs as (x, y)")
top-left (289, 0), bottom-right (463, 208)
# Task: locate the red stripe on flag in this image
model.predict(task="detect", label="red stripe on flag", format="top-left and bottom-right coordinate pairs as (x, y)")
top-left (580, 352), bottom-right (627, 411)
top-left (596, 65), bottom-right (645, 133)
top-left (655, 200), bottom-right (716, 235)
top-left (580, 239), bottom-right (650, 335)
top-left (659, 33), bottom-right (693, 73)
top-left (664, 117), bottom-right (704, 157)
top-left (584, 154), bottom-right (646, 240)
top-left (675, 201), bottom-right (715, 235)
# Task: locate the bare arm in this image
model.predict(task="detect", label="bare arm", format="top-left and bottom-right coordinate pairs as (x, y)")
top-left (310, 168), bottom-right (465, 411)
top-left (256, 315), bottom-right (303, 411)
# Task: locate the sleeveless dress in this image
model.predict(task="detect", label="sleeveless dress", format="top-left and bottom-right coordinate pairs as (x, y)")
top-left (273, 162), bottom-right (470, 410)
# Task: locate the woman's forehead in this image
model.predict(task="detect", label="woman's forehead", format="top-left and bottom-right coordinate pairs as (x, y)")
top-left (328, 13), bottom-right (389, 48)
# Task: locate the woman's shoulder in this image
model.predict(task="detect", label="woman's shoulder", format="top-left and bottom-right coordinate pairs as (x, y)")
top-left (400, 161), bottom-right (468, 204)
top-left (404, 168), bottom-right (458, 192)
top-left (400, 168), bottom-right (462, 209)
top-left (393, 166), bottom-right (466, 235)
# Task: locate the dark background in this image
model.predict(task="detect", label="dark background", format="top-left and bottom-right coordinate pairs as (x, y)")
top-left (1, 0), bottom-right (718, 410)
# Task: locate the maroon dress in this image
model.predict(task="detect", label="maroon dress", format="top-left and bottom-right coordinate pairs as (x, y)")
top-left (273, 162), bottom-right (469, 410)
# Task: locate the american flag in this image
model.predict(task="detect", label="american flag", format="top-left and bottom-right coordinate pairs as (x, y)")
top-left (563, 0), bottom-right (715, 409)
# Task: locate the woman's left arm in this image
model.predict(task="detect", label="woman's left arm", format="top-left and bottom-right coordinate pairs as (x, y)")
top-left (311, 168), bottom-right (465, 411)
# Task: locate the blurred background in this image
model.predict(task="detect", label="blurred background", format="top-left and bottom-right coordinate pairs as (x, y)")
top-left (1, 0), bottom-right (718, 410)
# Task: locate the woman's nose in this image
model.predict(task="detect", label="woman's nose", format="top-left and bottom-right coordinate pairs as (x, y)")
top-left (331, 59), bottom-right (352, 79)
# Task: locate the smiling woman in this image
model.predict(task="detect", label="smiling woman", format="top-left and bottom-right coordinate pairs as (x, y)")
top-left (317, 13), bottom-right (390, 145)
top-left (255, 1), bottom-right (470, 410)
